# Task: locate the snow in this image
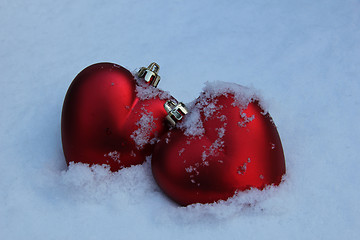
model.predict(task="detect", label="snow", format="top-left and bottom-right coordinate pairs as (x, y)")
top-left (1, 0), bottom-right (360, 239)
top-left (201, 81), bottom-right (261, 111)
top-left (104, 151), bottom-right (121, 163)
top-left (178, 104), bottom-right (205, 136)
top-left (135, 77), bottom-right (172, 101)
top-left (130, 109), bottom-right (157, 149)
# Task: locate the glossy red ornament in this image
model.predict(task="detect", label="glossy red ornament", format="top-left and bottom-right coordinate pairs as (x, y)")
top-left (61, 62), bottom-right (171, 171)
top-left (152, 87), bottom-right (286, 206)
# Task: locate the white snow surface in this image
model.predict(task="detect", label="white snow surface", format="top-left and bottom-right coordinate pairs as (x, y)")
top-left (1, 0), bottom-right (360, 239)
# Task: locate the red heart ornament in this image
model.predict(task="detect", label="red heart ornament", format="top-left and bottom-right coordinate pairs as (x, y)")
top-left (151, 83), bottom-right (286, 206)
top-left (61, 62), bottom-right (174, 171)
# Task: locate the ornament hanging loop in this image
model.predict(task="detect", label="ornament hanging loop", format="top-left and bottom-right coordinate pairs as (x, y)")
top-left (164, 100), bottom-right (189, 126)
top-left (138, 62), bottom-right (161, 87)
top-left (148, 62), bottom-right (160, 74)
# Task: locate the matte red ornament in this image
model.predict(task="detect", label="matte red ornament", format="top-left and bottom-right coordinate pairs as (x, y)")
top-left (61, 62), bottom-right (172, 171)
top-left (151, 86), bottom-right (286, 206)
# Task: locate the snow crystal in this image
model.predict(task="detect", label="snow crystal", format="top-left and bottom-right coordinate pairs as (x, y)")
top-left (201, 122), bottom-right (227, 162)
top-left (201, 138), bottom-right (225, 161)
top-left (271, 143), bottom-right (276, 150)
top-left (217, 114), bottom-right (227, 122)
top-left (238, 112), bottom-right (256, 127)
top-left (237, 162), bottom-right (248, 175)
top-left (216, 127), bottom-right (226, 138)
top-left (130, 150), bottom-right (137, 157)
top-left (164, 131), bottom-right (172, 144)
top-left (185, 165), bottom-right (199, 175)
top-left (104, 151), bottom-right (121, 163)
top-left (178, 148), bottom-right (185, 156)
top-left (185, 165), bottom-right (201, 186)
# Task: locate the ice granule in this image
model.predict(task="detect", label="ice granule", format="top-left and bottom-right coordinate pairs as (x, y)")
top-left (217, 114), bottom-right (227, 122)
top-left (238, 112), bottom-right (255, 127)
top-left (237, 163), bottom-right (247, 175)
top-left (216, 127), bottom-right (226, 138)
top-left (202, 138), bottom-right (225, 161)
top-left (178, 148), bottom-right (185, 156)
top-left (185, 166), bottom-right (194, 173)
top-left (105, 151), bottom-right (121, 163)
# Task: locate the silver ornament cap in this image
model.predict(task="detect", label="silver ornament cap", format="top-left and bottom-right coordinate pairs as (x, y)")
top-left (164, 100), bottom-right (189, 126)
top-left (137, 62), bottom-right (161, 87)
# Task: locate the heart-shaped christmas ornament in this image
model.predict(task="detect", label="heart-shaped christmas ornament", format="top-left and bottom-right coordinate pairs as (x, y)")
top-left (61, 62), bottom-right (186, 171)
top-left (151, 82), bottom-right (286, 206)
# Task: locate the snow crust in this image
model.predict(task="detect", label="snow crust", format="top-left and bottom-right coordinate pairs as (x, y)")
top-left (1, 0), bottom-right (360, 239)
